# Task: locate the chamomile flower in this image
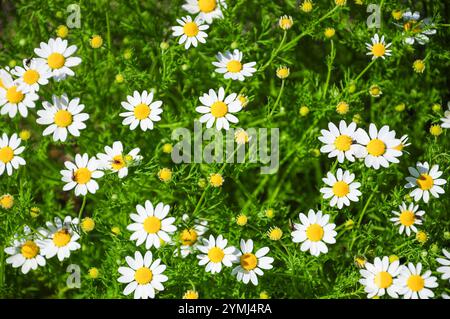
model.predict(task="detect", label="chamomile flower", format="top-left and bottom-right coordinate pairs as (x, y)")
top-left (354, 124), bottom-right (402, 170)
top-left (395, 263), bottom-right (438, 299)
top-left (436, 249), bottom-right (450, 282)
top-left (11, 58), bottom-right (51, 92)
top-left (171, 16), bottom-right (209, 50)
top-left (60, 153), bottom-right (104, 196)
top-left (181, 0), bottom-right (226, 24)
top-left (36, 94), bottom-right (89, 142)
top-left (404, 162), bottom-right (446, 203)
top-left (96, 141), bottom-right (142, 178)
top-left (291, 210), bottom-right (337, 256)
top-left (0, 133), bottom-right (26, 176)
top-left (440, 102), bottom-right (450, 128)
top-left (0, 72), bottom-right (38, 118)
top-left (394, 135), bottom-right (411, 151)
top-left (197, 235), bottom-right (238, 274)
top-left (176, 214), bottom-right (208, 258)
top-left (212, 49), bottom-right (256, 81)
top-left (365, 34), bottom-right (392, 60)
top-left (318, 120), bottom-right (359, 163)
top-left (34, 37), bottom-right (82, 81)
top-left (196, 87), bottom-right (242, 131)
top-left (119, 90), bottom-right (163, 131)
top-left (232, 239), bottom-right (273, 286)
top-left (401, 10), bottom-right (436, 45)
top-left (127, 201), bottom-right (177, 249)
top-left (359, 256), bottom-right (401, 298)
top-left (390, 202), bottom-right (425, 236)
top-left (320, 169), bottom-right (361, 209)
top-left (118, 251), bottom-right (168, 299)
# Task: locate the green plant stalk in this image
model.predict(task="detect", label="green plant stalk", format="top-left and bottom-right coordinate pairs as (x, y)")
top-left (322, 40), bottom-right (335, 98)
top-left (269, 79), bottom-right (285, 117)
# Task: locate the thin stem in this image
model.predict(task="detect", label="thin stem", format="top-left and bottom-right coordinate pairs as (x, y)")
top-left (322, 39), bottom-right (335, 98)
top-left (354, 59), bottom-right (376, 82)
top-left (269, 79), bottom-right (285, 117)
top-left (259, 31), bottom-right (287, 72)
top-left (78, 196), bottom-right (87, 223)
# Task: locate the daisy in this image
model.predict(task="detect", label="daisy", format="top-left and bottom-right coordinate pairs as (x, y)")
top-left (36, 94), bottom-right (89, 142)
top-left (0, 71), bottom-right (38, 118)
top-left (34, 37), bottom-right (82, 81)
top-left (176, 214), bottom-right (208, 258)
top-left (96, 141), bottom-right (142, 178)
top-left (118, 251), bottom-right (168, 299)
top-left (197, 234), bottom-right (238, 274)
top-left (365, 34), bottom-right (392, 60)
top-left (119, 90), bottom-right (163, 131)
top-left (11, 58), bottom-right (51, 92)
top-left (440, 102), bottom-right (450, 128)
top-left (181, 0), bottom-right (226, 24)
top-left (171, 16), bottom-right (209, 50)
top-left (401, 10), bottom-right (436, 45)
top-left (60, 153), bottom-right (104, 196)
top-left (390, 202), bottom-right (425, 236)
top-left (232, 239), bottom-right (273, 286)
top-left (127, 200), bottom-right (177, 249)
top-left (320, 168), bottom-right (362, 209)
top-left (318, 120), bottom-right (359, 163)
top-left (291, 210), bottom-right (337, 256)
top-left (38, 216), bottom-right (80, 261)
top-left (359, 256), bottom-right (401, 298)
top-left (395, 263), bottom-right (438, 299)
top-left (404, 162), bottom-right (446, 203)
top-left (393, 134), bottom-right (411, 151)
top-left (212, 49), bottom-right (256, 81)
top-left (354, 123), bottom-right (402, 170)
top-left (436, 249), bottom-right (450, 282)
top-left (196, 87), bottom-right (242, 130)
top-left (0, 133), bottom-right (26, 176)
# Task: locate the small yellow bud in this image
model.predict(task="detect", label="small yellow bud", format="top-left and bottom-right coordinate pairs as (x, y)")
top-left (209, 173), bottom-right (224, 187)
top-left (324, 27), bottom-right (335, 38)
top-left (432, 103), bottom-right (442, 112)
top-left (115, 74), bottom-right (124, 83)
top-left (160, 41), bottom-right (169, 50)
top-left (56, 25), bottom-right (69, 38)
top-left (162, 143), bottom-right (173, 154)
top-left (90, 35), bottom-right (103, 49)
top-left (392, 10), bottom-right (403, 21)
top-left (88, 267), bottom-right (99, 279)
top-left (30, 206), bottom-right (40, 218)
top-left (276, 66), bottom-right (290, 79)
top-left (111, 226), bottom-right (121, 236)
top-left (0, 194), bottom-right (14, 209)
top-left (395, 103), bottom-right (406, 112)
top-left (158, 168), bottom-right (173, 182)
top-left (265, 208), bottom-right (275, 219)
top-left (335, 0), bottom-right (347, 6)
top-left (183, 290), bottom-right (199, 299)
top-left (278, 15), bottom-right (294, 30)
top-left (260, 291), bottom-right (270, 299)
top-left (236, 214), bottom-right (248, 226)
top-left (300, 0), bottom-right (313, 13)
top-left (19, 130), bottom-right (31, 141)
top-left (267, 227), bottom-right (283, 241)
top-left (416, 231), bottom-right (428, 244)
top-left (336, 101), bottom-right (349, 115)
top-left (430, 124), bottom-right (442, 136)
top-left (369, 85), bottom-right (382, 97)
top-left (299, 106), bottom-right (310, 116)
top-left (413, 59), bottom-right (425, 74)
top-left (81, 217), bottom-right (95, 232)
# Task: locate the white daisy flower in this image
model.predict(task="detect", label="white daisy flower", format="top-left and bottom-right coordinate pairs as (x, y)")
top-left (36, 94), bottom-right (89, 142)
top-left (320, 168), bottom-right (362, 209)
top-left (171, 16), bottom-right (209, 50)
top-left (119, 90), bottom-right (163, 131)
top-left (436, 249), bottom-right (450, 283)
top-left (318, 120), bottom-right (359, 163)
top-left (37, 216), bottom-right (80, 261)
top-left (96, 141), bottom-right (142, 178)
top-left (394, 134), bottom-right (411, 152)
top-left (390, 202), bottom-right (424, 236)
top-left (118, 251), bottom-right (168, 299)
top-left (401, 10), bottom-right (436, 45)
top-left (175, 214), bottom-right (208, 258)
top-left (395, 263), bottom-right (438, 299)
top-left (0, 71), bottom-right (38, 118)
top-left (354, 123), bottom-right (402, 170)
top-left (404, 162), bottom-right (446, 203)
top-left (365, 33), bottom-right (392, 60)
top-left (0, 133), bottom-right (26, 176)
top-left (232, 239), bottom-right (273, 286)
top-left (212, 49), bottom-right (256, 81)
top-left (60, 153), bottom-right (104, 196)
top-left (440, 102), bottom-right (450, 128)
top-left (359, 256), bottom-right (401, 299)
top-left (127, 200), bottom-right (177, 249)
top-left (195, 87), bottom-right (242, 131)
top-left (197, 234), bottom-right (238, 274)
top-left (181, 0), bottom-right (226, 24)
top-left (34, 37), bottom-right (82, 81)
top-left (11, 58), bottom-right (51, 92)
top-left (291, 209), bottom-right (337, 257)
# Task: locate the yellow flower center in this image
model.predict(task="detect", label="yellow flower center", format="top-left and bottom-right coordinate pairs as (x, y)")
top-left (53, 229), bottom-right (71, 247)
top-left (0, 146), bottom-right (14, 163)
top-left (371, 43), bottom-right (386, 57)
top-left (374, 271), bottom-right (393, 289)
top-left (276, 67), bottom-right (290, 79)
top-left (0, 194), bottom-right (14, 209)
top-left (133, 103), bottom-right (151, 120)
top-left (134, 267), bottom-right (153, 285)
top-left (394, 143), bottom-right (404, 151)
top-left (399, 210), bottom-right (415, 226)
top-left (23, 69), bottom-right (40, 85)
top-left (21, 241), bottom-right (39, 259)
top-left (226, 60), bottom-right (242, 73)
top-left (240, 253), bottom-right (258, 271)
top-left (6, 86), bottom-right (24, 104)
top-left (111, 155), bottom-right (126, 170)
top-left (47, 53), bottom-right (65, 69)
top-left (198, 0), bottom-right (216, 13)
top-left (210, 101), bottom-right (228, 118)
top-left (143, 216), bottom-right (161, 234)
top-left (183, 290), bottom-right (199, 299)
top-left (367, 138), bottom-right (386, 156)
top-left (416, 174), bottom-right (433, 190)
top-left (407, 275), bottom-right (425, 292)
top-left (180, 228), bottom-right (198, 246)
top-left (74, 168), bottom-right (92, 184)
top-left (209, 173), bottom-right (224, 187)
top-left (334, 135), bottom-right (352, 151)
top-left (208, 247), bottom-right (225, 263)
top-left (54, 110), bottom-right (73, 127)
top-left (183, 22), bottom-right (199, 37)
top-left (332, 181), bottom-right (350, 197)
top-left (306, 223), bottom-right (324, 242)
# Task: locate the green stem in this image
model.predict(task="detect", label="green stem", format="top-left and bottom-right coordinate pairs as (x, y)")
top-left (259, 31), bottom-right (287, 72)
top-left (322, 39), bottom-right (335, 98)
top-left (354, 59), bottom-right (376, 82)
top-left (269, 79), bottom-right (285, 117)
top-left (78, 196), bottom-right (87, 223)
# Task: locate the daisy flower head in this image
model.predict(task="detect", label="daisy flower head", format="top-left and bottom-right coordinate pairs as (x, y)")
top-left (119, 90), bottom-right (163, 131)
top-left (34, 37), bottom-right (81, 81)
top-left (127, 200), bottom-right (177, 249)
top-left (291, 210), bottom-right (337, 256)
top-left (36, 94), bottom-right (89, 142)
top-left (359, 256), bottom-right (401, 298)
top-left (318, 120), bottom-right (359, 163)
top-left (212, 49), bottom-right (256, 81)
top-left (11, 58), bottom-right (51, 92)
top-left (401, 10), bottom-right (436, 45)
top-left (436, 249), bottom-right (450, 282)
top-left (171, 16), bottom-right (209, 50)
top-left (404, 162), bottom-right (446, 203)
top-left (278, 15), bottom-right (293, 30)
top-left (196, 87), bottom-right (242, 131)
top-left (440, 102), bottom-right (450, 128)
top-left (197, 234), bottom-right (238, 274)
top-left (118, 251), bottom-right (168, 299)
top-left (390, 202), bottom-right (424, 236)
top-left (176, 214), bottom-right (208, 258)
top-left (232, 239), bottom-right (273, 286)
top-left (354, 123), bottom-right (402, 170)
top-left (181, 0), bottom-right (226, 24)
top-left (96, 141), bottom-right (142, 178)
top-left (0, 133), bottom-right (26, 176)
top-left (394, 134), bottom-right (411, 152)
top-left (320, 168), bottom-right (361, 209)
top-left (366, 34), bottom-right (392, 60)
top-left (395, 263), bottom-right (438, 299)
top-left (0, 71), bottom-right (38, 118)
top-left (60, 153), bottom-right (104, 196)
